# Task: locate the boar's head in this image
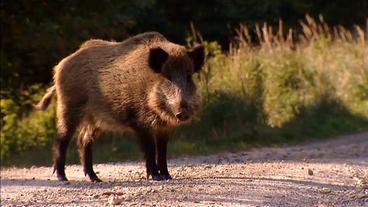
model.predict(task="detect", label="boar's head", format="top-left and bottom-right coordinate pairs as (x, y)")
top-left (148, 45), bottom-right (205, 125)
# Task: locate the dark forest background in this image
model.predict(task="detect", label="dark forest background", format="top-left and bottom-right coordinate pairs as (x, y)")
top-left (1, 0), bottom-right (367, 92)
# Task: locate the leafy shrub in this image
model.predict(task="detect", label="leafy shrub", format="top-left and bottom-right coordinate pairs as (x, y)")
top-left (0, 85), bottom-right (56, 160)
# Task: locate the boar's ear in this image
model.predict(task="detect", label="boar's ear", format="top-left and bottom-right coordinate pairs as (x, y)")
top-left (149, 47), bottom-right (169, 73)
top-left (188, 45), bottom-right (205, 73)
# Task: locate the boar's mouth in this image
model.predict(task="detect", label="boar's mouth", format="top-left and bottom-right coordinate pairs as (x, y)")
top-left (175, 111), bottom-right (190, 122)
top-left (174, 107), bottom-right (194, 122)
top-left (174, 95), bottom-right (202, 124)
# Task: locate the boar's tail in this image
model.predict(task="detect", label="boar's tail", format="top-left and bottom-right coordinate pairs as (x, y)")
top-left (34, 85), bottom-right (56, 111)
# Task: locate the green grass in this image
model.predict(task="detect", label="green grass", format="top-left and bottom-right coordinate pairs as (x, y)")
top-left (1, 16), bottom-right (368, 167)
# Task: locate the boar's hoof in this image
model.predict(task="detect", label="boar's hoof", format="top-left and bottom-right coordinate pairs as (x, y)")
top-left (161, 173), bottom-right (172, 180)
top-left (151, 174), bottom-right (165, 181)
top-left (57, 175), bottom-right (68, 182)
top-left (91, 178), bottom-right (103, 182)
top-left (150, 174), bottom-right (172, 181)
top-left (89, 176), bottom-right (103, 182)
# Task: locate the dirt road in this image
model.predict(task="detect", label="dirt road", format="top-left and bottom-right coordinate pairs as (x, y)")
top-left (1, 132), bottom-right (368, 207)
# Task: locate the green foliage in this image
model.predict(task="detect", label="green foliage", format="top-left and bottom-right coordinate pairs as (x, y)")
top-left (261, 51), bottom-right (316, 127)
top-left (0, 86), bottom-right (56, 160)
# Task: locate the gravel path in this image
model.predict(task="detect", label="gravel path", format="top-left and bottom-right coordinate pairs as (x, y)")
top-left (1, 132), bottom-right (368, 207)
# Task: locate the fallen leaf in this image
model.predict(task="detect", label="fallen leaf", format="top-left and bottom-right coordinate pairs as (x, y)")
top-left (318, 188), bottom-right (331, 194)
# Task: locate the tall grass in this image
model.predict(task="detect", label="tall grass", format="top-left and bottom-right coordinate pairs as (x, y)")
top-left (1, 16), bottom-right (367, 166)
top-left (193, 15), bottom-right (367, 127)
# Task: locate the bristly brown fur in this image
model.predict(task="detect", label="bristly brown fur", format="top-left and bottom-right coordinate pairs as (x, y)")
top-left (36, 31), bottom-right (205, 182)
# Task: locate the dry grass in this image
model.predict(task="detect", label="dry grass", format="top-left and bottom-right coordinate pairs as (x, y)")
top-left (193, 15), bottom-right (368, 128)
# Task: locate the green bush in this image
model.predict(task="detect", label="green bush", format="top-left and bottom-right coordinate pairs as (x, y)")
top-left (0, 86), bottom-right (56, 160)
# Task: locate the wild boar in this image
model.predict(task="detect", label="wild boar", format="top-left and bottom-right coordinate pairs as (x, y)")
top-left (36, 32), bottom-right (204, 182)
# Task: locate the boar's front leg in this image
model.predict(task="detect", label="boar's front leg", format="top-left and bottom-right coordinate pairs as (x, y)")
top-left (156, 133), bottom-right (172, 180)
top-left (137, 129), bottom-right (163, 181)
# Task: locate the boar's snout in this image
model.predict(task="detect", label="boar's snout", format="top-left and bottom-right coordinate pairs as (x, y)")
top-left (175, 100), bottom-right (193, 122)
top-left (175, 111), bottom-right (190, 122)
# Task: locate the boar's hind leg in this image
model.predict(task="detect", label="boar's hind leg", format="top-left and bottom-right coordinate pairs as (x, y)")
top-left (53, 108), bottom-right (79, 181)
top-left (137, 130), bottom-right (163, 181)
top-left (77, 126), bottom-right (102, 182)
top-left (156, 134), bottom-right (172, 180)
